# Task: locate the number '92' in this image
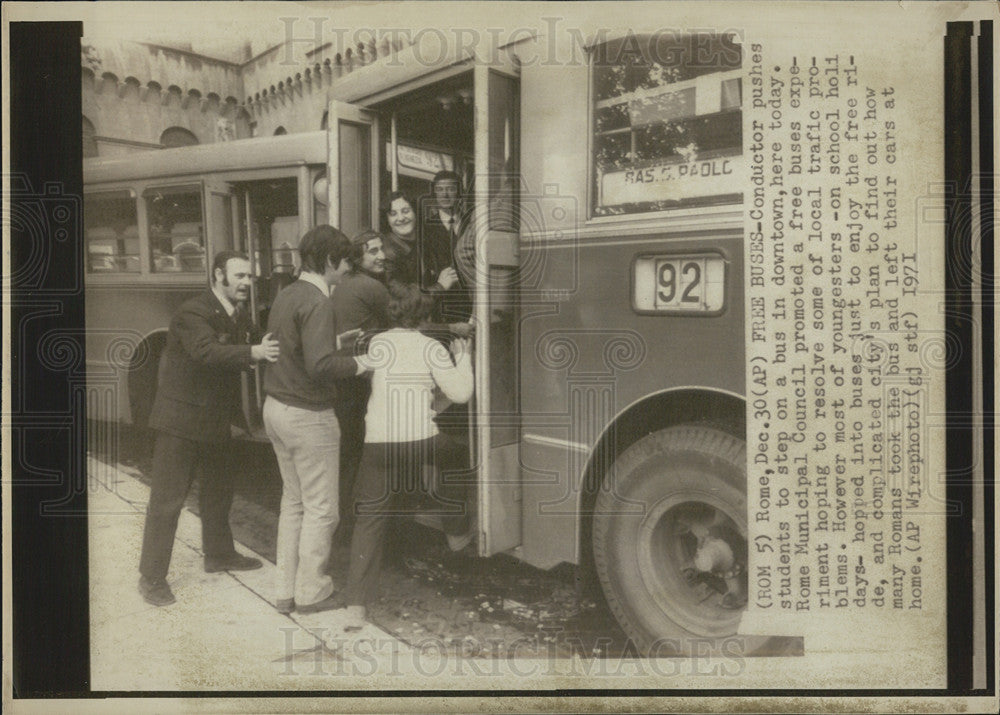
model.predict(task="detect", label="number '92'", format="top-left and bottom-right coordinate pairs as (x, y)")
top-left (658, 261), bottom-right (701, 304)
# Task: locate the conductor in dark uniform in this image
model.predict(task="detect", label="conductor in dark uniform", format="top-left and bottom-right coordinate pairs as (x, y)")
top-left (138, 250), bottom-right (280, 607)
top-left (420, 170), bottom-right (472, 323)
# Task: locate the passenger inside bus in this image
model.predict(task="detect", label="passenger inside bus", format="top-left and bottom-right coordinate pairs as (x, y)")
top-left (420, 170), bottom-right (474, 325)
top-left (382, 189), bottom-right (450, 289)
top-left (377, 75), bottom-right (475, 323)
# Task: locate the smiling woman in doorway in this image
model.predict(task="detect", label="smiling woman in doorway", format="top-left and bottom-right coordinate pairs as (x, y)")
top-left (381, 189), bottom-right (457, 292)
top-left (381, 190), bottom-right (474, 341)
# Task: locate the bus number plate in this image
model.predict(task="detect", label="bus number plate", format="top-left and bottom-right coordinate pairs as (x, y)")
top-left (633, 255), bottom-right (725, 313)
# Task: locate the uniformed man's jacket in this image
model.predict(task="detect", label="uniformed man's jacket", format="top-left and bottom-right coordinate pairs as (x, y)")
top-left (149, 289), bottom-right (254, 443)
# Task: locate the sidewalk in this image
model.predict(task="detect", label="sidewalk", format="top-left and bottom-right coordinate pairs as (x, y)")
top-left (87, 456), bottom-right (409, 691)
top-left (85, 456), bottom-right (945, 695)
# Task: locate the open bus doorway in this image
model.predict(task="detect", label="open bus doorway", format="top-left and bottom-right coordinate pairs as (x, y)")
top-left (231, 178), bottom-right (301, 327)
top-left (376, 73), bottom-right (475, 236)
top-left (372, 73), bottom-right (481, 536)
top-left (328, 62), bottom-right (523, 557)
top-left (230, 176), bottom-right (302, 438)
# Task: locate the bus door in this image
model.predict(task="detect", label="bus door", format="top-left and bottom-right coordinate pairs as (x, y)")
top-left (205, 181), bottom-right (237, 258)
top-left (324, 100), bottom-right (381, 237)
top-left (329, 65), bottom-right (521, 555)
top-left (472, 62), bottom-right (522, 556)
top-left (229, 174), bottom-right (315, 437)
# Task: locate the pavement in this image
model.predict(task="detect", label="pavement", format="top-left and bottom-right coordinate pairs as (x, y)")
top-left (86, 452), bottom-right (942, 694)
top-left (88, 455), bottom-right (411, 691)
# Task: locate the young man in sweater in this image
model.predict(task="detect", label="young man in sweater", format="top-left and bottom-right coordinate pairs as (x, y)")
top-left (330, 230), bottom-right (389, 545)
top-left (261, 225), bottom-right (369, 615)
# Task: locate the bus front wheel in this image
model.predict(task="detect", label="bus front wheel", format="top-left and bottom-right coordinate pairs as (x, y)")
top-left (592, 425), bottom-right (748, 655)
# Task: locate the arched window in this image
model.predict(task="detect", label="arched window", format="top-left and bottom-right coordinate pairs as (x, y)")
top-left (274, 126), bottom-right (288, 136)
top-left (236, 108), bottom-right (253, 139)
top-left (82, 116), bottom-right (98, 158)
top-left (160, 126), bottom-right (199, 148)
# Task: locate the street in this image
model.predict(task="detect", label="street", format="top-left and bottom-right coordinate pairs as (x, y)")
top-left (89, 423), bottom-right (628, 659)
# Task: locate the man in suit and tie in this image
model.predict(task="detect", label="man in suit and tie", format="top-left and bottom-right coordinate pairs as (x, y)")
top-left (138, 250), bottom-right (280, 607)
top-left (420, 170), bottom-right (469, 322)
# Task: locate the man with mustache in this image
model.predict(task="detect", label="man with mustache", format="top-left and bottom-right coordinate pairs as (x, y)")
top-left (138, 250), bottom-right (280, 607)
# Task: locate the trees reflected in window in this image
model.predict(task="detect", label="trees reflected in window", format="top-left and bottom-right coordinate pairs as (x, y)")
top-left (592, 33), bottom-right (742, 216)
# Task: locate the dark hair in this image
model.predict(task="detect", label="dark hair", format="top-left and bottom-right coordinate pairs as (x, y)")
top-left (431, 170), bottom-right (461, 191)
top-left (299, 225), bottom-right (350, 274)
top-left (387, 281), bottom-right (434, 328)
top-left (381, 190), bottom-right (417, 236)
top-left (347, 229), bottom-right (383, 272)
top-left (382, 189), bottom-right (414, 216)
top-left (211, 250), bottom-right (250, 283)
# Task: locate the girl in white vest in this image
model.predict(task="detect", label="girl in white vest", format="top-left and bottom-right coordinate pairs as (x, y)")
top-left (337, 282), bottom-right (474, 630)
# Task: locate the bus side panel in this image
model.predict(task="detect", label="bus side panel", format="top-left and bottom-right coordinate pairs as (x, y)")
top-left (519, 52), bottom-right (589, 237)
top-left (518, 234), bottom-right (745, 569)
top-left (85, 284), bottom-right (200, 423)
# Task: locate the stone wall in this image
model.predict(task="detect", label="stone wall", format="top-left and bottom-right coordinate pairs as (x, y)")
top-left (81, 40), bottom-right (250, 154)
top-left (81, 36), bottom-right (409, 153)
top-left (243, 35), bottom-right (407, 135)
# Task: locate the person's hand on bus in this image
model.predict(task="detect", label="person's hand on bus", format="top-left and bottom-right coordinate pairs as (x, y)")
top-left (449, 321), bottom-right (474, 338)
top-left (449, 336), bottom-right (472, 361)
top-left (251, 332), bottom-right (280, 363)
top-left (437, 266), bottom-right (459, 290)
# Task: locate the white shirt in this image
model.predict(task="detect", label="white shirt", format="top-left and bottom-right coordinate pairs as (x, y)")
top-left (297, 270), bottom-right (330, 297)
top-left (437, 209), bottom-right (458, 236)
top-left (364, 329), bottom-right (473, 443)
top-left (211, 285), bottom-right (237, 317)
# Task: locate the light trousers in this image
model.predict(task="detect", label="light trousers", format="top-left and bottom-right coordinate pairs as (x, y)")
top-left (263, 396), bottom-right (340, 606)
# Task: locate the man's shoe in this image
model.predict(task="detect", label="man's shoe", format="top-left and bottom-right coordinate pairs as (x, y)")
top-left (138, 576), bottom-right (175, 607)
top-left (296, 592), bottom-right (343, 614)
top-left (204, 553), bottom-right (263, 573)
top-left (275, 598), bottom-right (295, 615)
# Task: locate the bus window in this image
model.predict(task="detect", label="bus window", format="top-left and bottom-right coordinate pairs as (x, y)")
top-left (487, 71), bottom-right (519, 233)
top-left (144, 184), bottom-right (206, 273)
top-left (591, 33), bottom-right (742, 216)
top-left (338, 122), bottom-right (372, 236)
top-left (234, 178), bottom-right (300, 320)
top-left (85, 190), bottom-right (140, 273)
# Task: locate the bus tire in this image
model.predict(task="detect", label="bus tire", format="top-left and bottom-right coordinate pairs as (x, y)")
top-left (592, 424), bottom-right (749, 656)
top-left (127, 334), bottom-right (166, 435)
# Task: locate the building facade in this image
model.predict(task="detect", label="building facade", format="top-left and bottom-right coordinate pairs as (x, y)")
top-left (82, 35), bottom-right (406, 156)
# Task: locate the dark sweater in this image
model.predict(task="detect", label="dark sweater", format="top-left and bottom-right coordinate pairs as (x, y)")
top-left (383, 234), bottom-right (421, 287)
top-left (331, 271), bottom-right (390, 333)
top-left (263, 278), bottom-right (358, 410)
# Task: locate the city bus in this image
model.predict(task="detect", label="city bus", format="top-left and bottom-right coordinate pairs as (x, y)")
top-left (85, 29), bottom-right (751, 654)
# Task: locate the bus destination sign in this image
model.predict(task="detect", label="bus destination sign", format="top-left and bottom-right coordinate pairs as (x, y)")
top-left (602, 156), bottom-right (742, 205)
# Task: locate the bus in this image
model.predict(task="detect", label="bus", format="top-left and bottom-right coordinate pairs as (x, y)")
top-left (85, 29), bottom-right (753, 655)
